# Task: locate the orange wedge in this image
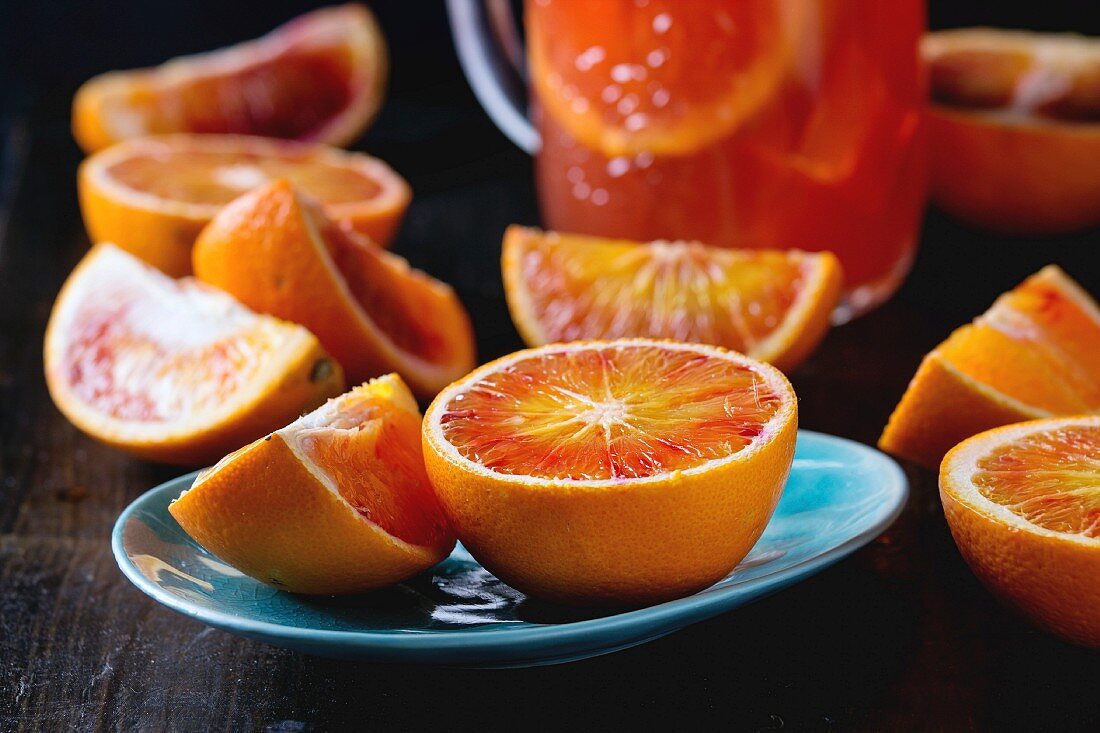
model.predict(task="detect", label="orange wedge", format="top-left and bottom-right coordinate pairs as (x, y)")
top-left (78, 134), bottom-right (411, 277)
top-left (422, 339), bottom-right (797, 606)
top-left (940, 416), bottom-right (1100, 647)
top-left (170, 375), bottom-right (455, 595)
top-left (72, 4), bottom-right (387, 153)
top-left (526, 0), bottom-right (789, 157)
top-left (502, 226), bottom-right (842, 373)
top-left (192, 180), bottom-right (475, 398)
top-left (924, 29), bottom-right (1100, 234)
top-left (44, 244), bottom-right (344, 465)
top-left (880, 266), bottom-right (1100, 468)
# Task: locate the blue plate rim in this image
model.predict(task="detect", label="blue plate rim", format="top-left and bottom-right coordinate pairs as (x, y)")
top-left (111, 429), bottom-right (907, 653)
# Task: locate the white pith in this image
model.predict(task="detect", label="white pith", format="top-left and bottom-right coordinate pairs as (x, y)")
top-left (425, 339), bottom-right (797, 489)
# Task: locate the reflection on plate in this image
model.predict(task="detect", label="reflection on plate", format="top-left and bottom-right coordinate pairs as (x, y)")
top-left (112, 430), bottom-right (907, 667)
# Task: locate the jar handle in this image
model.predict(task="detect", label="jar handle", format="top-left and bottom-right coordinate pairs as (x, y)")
top-left (446, 0), bottom-right (541, 154)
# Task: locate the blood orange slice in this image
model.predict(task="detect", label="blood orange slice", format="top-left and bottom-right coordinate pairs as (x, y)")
top-left (880, 265), bottom-right (1100, 468)
top-left (192, 180), bottom-right (475, 398)
top-left (940, 416), bottom-right (1100, 647)
top-left (502, 226), bottom-right (841, 372)
top-left (170, 374), bottom-right (455, 595)
top-left (422, 339), bottom-right (798, 605)
top-left (78, 135), bottom-right (411, 276)
top-left (44, 244), bottom-right (345, 465)
top-left (72, 4), bottom-right (387, 153)
top-left (526, 0), bottom-right (790, 157)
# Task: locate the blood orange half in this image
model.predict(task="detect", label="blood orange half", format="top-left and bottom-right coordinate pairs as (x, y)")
top-left (941, 415), bottom-right (1100, 647)
top-left (79, 135), bottom-right (411, 276)
top-left (170, 374), bottom-right (455, 595)
top-left (924, 29), bottom-right (1100, 235)
top-left (72, 4), bottom-right (387, 153)
top-left (44, 244), bottom-right (345, 465)
top-left (422, 339), bottom-right (798, 606)
top-left (502, 226), bottom-right (841, 372)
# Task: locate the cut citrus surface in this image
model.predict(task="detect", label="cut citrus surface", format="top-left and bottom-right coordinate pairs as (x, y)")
top-left (923, 28), bottom-right (1100, 234)
top-left (880, 265), bottom-right (1100, 468)
top-left (72, 4), bottom-right (387, 153)
top-left (192, 180), bottom-right (475, 398)
top-left (170, 374), bottom-right (455, 595)
top-left (422, 339), bottom-right (798, 606)
top-left (526, 0), bottom-right (790, 157)
top-left (502, 226), bottom-right (842, 372)
top-left (79, 135), bottom-right (411, 276)
top-left (940, 416), bottom-right (1100, 647)
top-left (44, 244), bottom-right (345, 465)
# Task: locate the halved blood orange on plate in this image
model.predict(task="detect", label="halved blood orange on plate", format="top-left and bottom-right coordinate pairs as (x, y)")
top-left (170, 374), bottom-right (455, 595)
top-left (923, 28), bottom-right (1100, 234)
top-left (72, 4), bottom-right (387, 153)
top-left (44, 243), bottom-right (345, 465)
top-left (502, 226), bottom-right (842, 372)
top-left (422, 339), bottom-right (798, 606)
top-left (526, 0), bottom-right (789, 156)
top-left (79, 134), bottom-right (411, 276)
top-left (879, 265), bottom-right (1100, 468)
top-left (193, 180), bottom-right (475, 397)
top-left (940, 415), bottom-right (1100, 647)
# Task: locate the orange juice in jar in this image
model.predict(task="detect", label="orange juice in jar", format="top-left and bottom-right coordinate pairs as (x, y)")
top-left (450, 0), bottom-right (927, 321)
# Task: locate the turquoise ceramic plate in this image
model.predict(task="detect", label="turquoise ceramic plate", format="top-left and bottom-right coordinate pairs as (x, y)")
top-left (112, 430), bottom-right (906, 667)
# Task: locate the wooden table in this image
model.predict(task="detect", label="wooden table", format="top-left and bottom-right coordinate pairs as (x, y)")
top-left (2, 3), bottom-right (1099, 730)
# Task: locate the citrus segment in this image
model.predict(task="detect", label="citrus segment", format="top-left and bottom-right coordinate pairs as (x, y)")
top-left (192, 180), bottom-right (475, 397)
top-left (297, 398), bottom-right (446, 548)
top-left (526, 0), bottom-right (789, 157)
top-left (44, 244), bottom-right (344, 465)
top-left (502, 226), bottom-right (841, 372)
top-left (423, 340), bottom-right (798, 606)
top-left (974, 266), bottom-right (1100, 410)
top-left (170, 375), bottom-right (454, 595)
top-left (72, 4), bottom-right (387, 153)
top-left (923, 29), bottom-right (1100, 234)
top-left (940, 416), bottom-right (1100, 647)
top-left (880, 266), bottom-right (1100, 468)
top-left (79, 135), bottom-right (410, 276)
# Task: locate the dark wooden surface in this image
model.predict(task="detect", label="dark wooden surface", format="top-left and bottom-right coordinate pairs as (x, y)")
top-left (3, 2), bottom-right (1100, 731)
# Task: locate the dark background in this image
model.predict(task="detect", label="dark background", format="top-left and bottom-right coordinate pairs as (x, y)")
top-left (2, 1), bottom-right (1100, 731)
